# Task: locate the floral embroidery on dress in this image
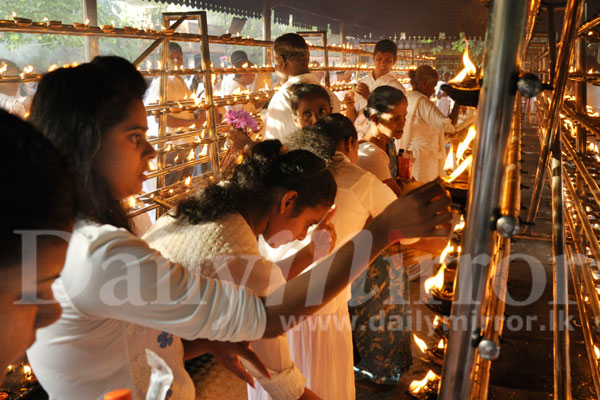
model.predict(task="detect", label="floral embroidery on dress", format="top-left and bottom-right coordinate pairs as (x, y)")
top-left (157, 331), bottom-right (174, 348)
top-left (350, 245), bottom-right (412, 385)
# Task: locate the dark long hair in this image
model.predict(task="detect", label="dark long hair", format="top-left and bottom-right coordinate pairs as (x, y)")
top-left (1, 109), bottom-right (76, 263)
top-left (29, 56), bottom-right (147, 231)
top-left (175, 140), bottom-right (337, 224)
top-left (363, 85), bottom-right (406, 122)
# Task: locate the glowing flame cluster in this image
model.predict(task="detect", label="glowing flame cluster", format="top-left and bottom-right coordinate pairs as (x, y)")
top-left (444, 124), bottom-right (476, 181)
top-left (424, 242), bottom-right (453, 294)
top-left (413, 334), bottom-right (428, 353)
top-left (449, 38), bottom-right (477, 83)
top-left (445, 155), bottom-right (473, 183)
top-left (409, 370), bottom-right (440, 394)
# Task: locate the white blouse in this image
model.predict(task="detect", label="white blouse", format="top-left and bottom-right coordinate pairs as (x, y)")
top-left (321, 152), bottom-right (397, 313)
top-left (144, 212), bottom-right (306, 400)
top-left (357, 141), bottom-right (393, 182)
top-left (27, 219), bottom-right (266, 400)
top-left (354, 71), bottom-right (405, 138)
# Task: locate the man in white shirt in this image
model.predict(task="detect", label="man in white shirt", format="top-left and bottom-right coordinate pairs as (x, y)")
top-left (221, 50), bottom-right (261, 113)
top-left (346, 40), bottom-right (406, 137)
top-left (435, 71), bottom-right (452, 116)
top-left (0, 59), bottom-right (31, 118)
top-left (264, 33), bottom-right (340, 142)
top-left (144, 43), bottom-right (203, 185)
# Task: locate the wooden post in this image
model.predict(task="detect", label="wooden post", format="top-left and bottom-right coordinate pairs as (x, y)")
top-left (262, 0), bottom-right (272, 65)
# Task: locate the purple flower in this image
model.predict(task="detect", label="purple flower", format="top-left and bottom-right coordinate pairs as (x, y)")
top-left (223, 109), bottom-right (259, 133)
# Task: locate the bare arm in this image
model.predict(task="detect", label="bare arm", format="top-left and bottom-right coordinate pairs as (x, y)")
top-left (262, 179), bottom-right (452, 337)
top-left (182, 339), bottom-right (271, 388)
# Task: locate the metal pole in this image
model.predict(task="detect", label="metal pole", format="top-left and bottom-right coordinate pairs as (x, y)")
top-left (550, 125), bottom-right (571, 400)
top-left (575, 4), bottom-right (588, 197)
top-left (198, 12), bottom-right (221, 180)
top-left (565, 245), bottom-right (600, 399)
top-left (156, 16), bottom-right (171, 214)
top-left (547, 4), bottom-right (558, 83)
top-left (526, 0), bottom-right (584, 225)
top-left (438, 1), bottom-right (527, 398)
top-left (83, 0), bottom-right (99, 60)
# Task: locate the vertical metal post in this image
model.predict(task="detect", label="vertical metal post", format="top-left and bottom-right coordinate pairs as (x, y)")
top-left (547, 5), bottom-right (558, 83)
top-left (438, 1), bottom-right (527, 398)
top-left (83, 0), bottom-right (99, 60)
top-left (262, 0), bottom-right (272, 66)
top-left (550, 125), bottom-right (571, 400)
top-left (156, 17), bottom-right (171, 210)
top-left (575, 4), bottom-right (588, 155)
top-left (198, 12), bottom-right (221, 180)
top-left (526, 0), bottom-right (583, 225)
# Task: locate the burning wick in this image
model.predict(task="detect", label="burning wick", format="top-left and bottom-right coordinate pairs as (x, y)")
top-left (595, 345), bottom-right (600, 360)
top-left (449, 37), bottom-right (477, 84)
top-left (445, 155), bottom-right (473, 183)
top-left (408, 370), bottom-right (440, 395)
top-left (23, 364), bottom-right (33, 381)
top-left (0, 62), bottom-right (7, 75)
top-left (184, 176), bottom-right (191, 186)
top-left (186, 149), bottom-right (195, 161)
top-left (413, 334), bottom-right (428, 353)
top-left (20, 65), bottom-right (34, 79)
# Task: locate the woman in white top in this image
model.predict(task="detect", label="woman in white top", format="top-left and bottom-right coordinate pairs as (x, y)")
top-left (25, 56), bottom-right (452, 400)
top-left (354, 89), bottom-right (419, 387)
top-left (144, 140), bottom-right (338, 400)
top-left (399, 66), bottom-right (457, 182)
top-left (285, 114), bottom-right (398, 399)
top-left (358, 86), bottom-right (408, 196)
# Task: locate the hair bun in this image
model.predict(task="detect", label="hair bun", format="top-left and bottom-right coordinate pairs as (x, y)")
top-left (250, 139), bottom-right (284, 162)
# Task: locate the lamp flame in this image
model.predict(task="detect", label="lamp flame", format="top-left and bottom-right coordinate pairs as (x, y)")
top-left (438, 339), bottom-right (445, 349)
top-left (444, 147), bottom-right (455, 170)
top-left (0, 62), bottom-right (6, 75)
top-left (409, 370), bottom-right (439, 394)
top-left (456, 125), bottom-right (476, 161)
top-left (454, 219), bottom-right (466, 232)
top-left (595, 345), bottom-right (600, 360)
top-left (186, 149), bottom-right (195, 161)
top-left (424, 264), bottom-right (446, 294)
top-left (413, 334), bottom-right (428, 353)
top-left (184, 176), bottom-right (191, 186)
top-left (449, 38), bottom-right (477, 83)
top-left (445, 155), bottom-right (473, 183)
